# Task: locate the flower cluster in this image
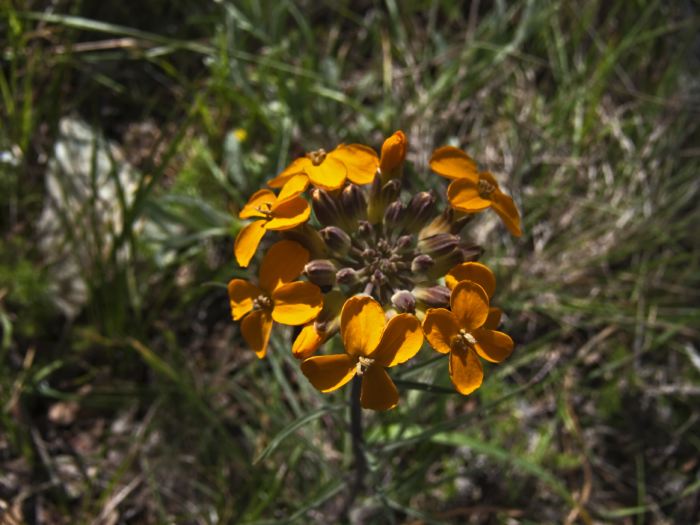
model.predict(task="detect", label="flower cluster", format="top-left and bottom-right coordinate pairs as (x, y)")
top-left (228, 131), bottom-right (520, 410)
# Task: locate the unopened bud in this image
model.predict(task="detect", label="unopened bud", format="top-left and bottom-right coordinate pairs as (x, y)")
top-left (319, 226), bottom-right (351, 255)
top-left (419, 208), bottom-right (452, 240)
top-left (312, 188), bottom-right (342, 227)
top-left (383, 201), bottom-right (405, 230)
top-left (281, 224), bottom-right (328, 259)
top-left (340, 184), bottom-right (367, 225)
top-left (304, 259), bottom-right (337, 288)
top-left (357, 220), bottom-right (373, 238)
top-left (418, 233), bottom-right (460, 257)
top-left (413, 285), bottom-right (451, 308)
top-left (336, 267), bottom-right (360, 286)
top-left (368, 174), bottom-right (402, 223)
top-left (395, 235), bottom-right (414, 252)
top-left (428, 248), bottom-right (465, 279)
top-left (391, 289), bottom-right (416, 313)
top-left (379, 130), bottom-right (407, 183)
top-left (411, 253), bottom-right (434, 273)
top-left (457, 243), bottom-right (484, 263)
top-left (405, 191), bottom-right (436, 233)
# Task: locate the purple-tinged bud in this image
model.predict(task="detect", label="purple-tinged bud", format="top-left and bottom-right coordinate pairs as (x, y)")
top-left (319, 226), bottom-right (351, 255)
top-left (281, 224), bottom-right (328, 259)
top-left (304, 259), bottom-right (337, 288)
top-left (419, 209), bottom-right (452, 240)
top-left (457, 243), bottom-right (484, 263)
top-left (341, 184), bottom-right (367, 225)
top-left (312, 188), bottom-right (342, 227)
top-left (428, 248), bottom-right (465, 280)
top-left (411, 254), bottom-right (434, 273)
top-left (357, 220), bottom-right (373, 238)
top-left (391, 290), bottom-right (416, 313)
top-left (405, 191), bottom-right (436, 233)
top-left (395, 235), bottom-right (414, 252)
top-left (336, 267), bottom-right (360, 286)
top-left (413, 285), bottom-right (451, 308)
top-left (367, 173), bottom-right (402, 224)
top-left (418, 233), bottom-right (460, 257)
top-left (383, 201), bottom-right (405, 230)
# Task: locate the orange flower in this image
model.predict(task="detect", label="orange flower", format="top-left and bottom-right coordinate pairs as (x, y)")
top-left (446, 261), bottom-right (502, 329)
top-left (430, 146), bottom-right (522, 237)
top-left (422, 280), bottom-right (513, 395)
top-left (228, 240), bottom-right (323, 358)
top-left (234, 189), bottom-right (310, 267)
top-left (267, 144), bottom-right (379, 197)
top-left (301, 295), bottom-right (423, 411)
top-left (379, 130), bottom-right (407, 180)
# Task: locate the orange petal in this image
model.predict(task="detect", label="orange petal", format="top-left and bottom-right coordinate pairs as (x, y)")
top-left (429, 146), bottom-right (479, 181)
top-left (360, 365), bottom-right (398, 411)
top-left (239, 189), bottom-right (275, 219)
top-left (267, 157), bottom-right (311, 188)
top-left (292, 323), bottom-right (324, 360)
top-left (491, 190), bottom-right (522, 237)
top-left (474, 328), bottom-right (513, 363)
top-left (277, 174), bottom-right (310, 202)
top-left (234, 220), bottom-right (267, 268)
top-left (267, 196), bottom-right (310, 230)
top-left (227, 279), bottom-right (263, 320)
top-left (445, 262), bottom-right (496, 296)
top-left (241, 309), bottom-right (273, 359)
top-left (340, 295), bottom-right (385, 357)
top-left (301, 354), bottom-right (356, 392)
top-left (304, 155), bottom-right (347, 190)
top-left (449, 346), bottom-right (483, 395)
top-left (484, 307), bottom-right (502, 329)
top-left (271, 281), bottom-right (323, 325)
top-left (371, 313), bottom-right (423, 367)
top-left (259, 240), bottom-right (309, 292)
top-left (379, 130), bottom-right (407, 174)
top-left (447, 178), bottom-right (491, 212)
top-left (422, 308), bottom-right (460, 354)
top-left (450, 281), bottom-right (489, 331)
top-left (332, 144), bottom-right (379, 185)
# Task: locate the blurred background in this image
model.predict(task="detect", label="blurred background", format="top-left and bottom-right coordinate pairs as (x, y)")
top-left (1, 1), bottom-right (699, 523)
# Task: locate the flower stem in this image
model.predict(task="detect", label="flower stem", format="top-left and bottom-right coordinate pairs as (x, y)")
top-left (341, 375), bottom-right (366, 517)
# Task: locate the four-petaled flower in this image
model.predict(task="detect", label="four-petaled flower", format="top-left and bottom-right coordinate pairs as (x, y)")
top-left (234, 189), bottom-right (310, 267)
top-left (267, 144), bottom-right (379, 198)
top-left (430, 146), bottom-right (522, 237)
top-left (228, 240), bottom-right (323, 358)
top-left (422, 280), bottom-right (514, 395)
top-left (301, 295), bottom-right (423, 411)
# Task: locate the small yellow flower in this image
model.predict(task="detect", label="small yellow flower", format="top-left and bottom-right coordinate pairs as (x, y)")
top-left (379, 130), bottom-right (407, 180)
top-left (430, 146), bottom-right (522, 237)
top-left (301, 295), bottom-right (423, 411)
top-left (422, 280), bottom-right (514, 395)
top-left (228, 240), bottom-right (323, 358)
top-left (267, 144), bottom-right (379, 197)
top-left (234, 189), bottom-right (310, 267)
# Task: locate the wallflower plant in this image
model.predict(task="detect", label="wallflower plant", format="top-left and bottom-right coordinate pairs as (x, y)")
top-left (227, 130), bottom-right (521, 501)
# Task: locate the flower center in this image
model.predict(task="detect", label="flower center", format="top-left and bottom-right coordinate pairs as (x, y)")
top-left (252, 294), bottom-right (272, 311)
top-left (478, 178), bottom-right (495, 199)
top-left (307, 148), bottom-right (327, 166)
top-left (450, 329), bottom-right (477, 351)
top-left (356, 356), bottom-right (375, 376)
top-left (254, 201), bottom-right (274, 218)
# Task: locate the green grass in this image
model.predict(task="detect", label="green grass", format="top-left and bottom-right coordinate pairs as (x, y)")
top-left (1, 1), bottom-right (699, 523)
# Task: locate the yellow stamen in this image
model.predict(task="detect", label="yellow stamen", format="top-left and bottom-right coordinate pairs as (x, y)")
top-left (478, 178), bottom-right (495, 198)
top-left (356, 356), bottom-right (375, 376)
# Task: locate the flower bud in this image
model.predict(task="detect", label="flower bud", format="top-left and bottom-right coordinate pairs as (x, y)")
top-left (319, 226), bottom-right (351, 255)
top-left (419, 208), bottom-right (452, 240)
top-left (391, 289), bottom-right (416, 313)
top-left (428, 248), bottom-right (464, 280)
top-left (418, 233), bottom-right (460, 257)
top-left (281, 224), bottom-right (328, 259)
top-left (340, 184), bottom-right (367, 226)
top-left (405, 191), bottom-right (436, 233)
top-left (380, 130), bottom-right (407, 183)
top-left (336, 267), bottom-right (360, 286)
top-left (304, 259), bottom-right (337, 289)
top-left (411, 253), bottom-right (434, 273)
top-left (457, 243), bottom-right (484, 263)
top-left (367, 174), bottom-right (402, 224)
top-left (311, 188), bottom-right (342, 227)
top-left (383, 201), bottom-right (405, 231)
top-left (413, 285), bottom-right (451, 308)
top-left (395, 234), bottom-right (414, 252)
top-left (357, 220), bottom-right (373, 238)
